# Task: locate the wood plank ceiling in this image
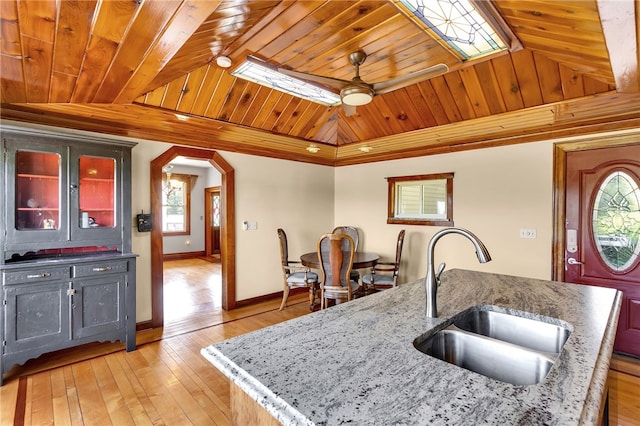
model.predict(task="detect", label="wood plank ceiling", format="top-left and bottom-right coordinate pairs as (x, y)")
top-left (1, 0), bottom-right (639, 166)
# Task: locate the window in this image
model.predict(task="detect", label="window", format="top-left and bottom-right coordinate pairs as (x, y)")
top-left (387, 173), bottom-right (453, 226)
top-left (162, 172), bottom-right (191, 235)
top-left (231, 56), bottom-right (341, 106)
top-left (395, 0), bottom-right (521, 60)
top-left (592, 170), bottom-right (640, 272)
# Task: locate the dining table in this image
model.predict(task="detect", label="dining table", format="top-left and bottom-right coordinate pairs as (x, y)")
top-left (300, 251), bottom-right (379, 270)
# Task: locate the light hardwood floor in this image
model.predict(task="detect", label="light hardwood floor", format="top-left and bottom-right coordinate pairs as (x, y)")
top-left (1, 258), bottom-right (638, 425)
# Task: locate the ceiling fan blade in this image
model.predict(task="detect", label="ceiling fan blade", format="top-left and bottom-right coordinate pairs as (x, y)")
top-left (342, 103), bottom-right (357, 116)
top-left (372, 63), bottom-right (449, 95)
top-left (277, 67), bottom-right (350, 91)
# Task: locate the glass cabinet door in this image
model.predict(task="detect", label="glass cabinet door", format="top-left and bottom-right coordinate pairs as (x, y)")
top-left (69, 145), bottom-right (122, 245)
top-left (15, 150), bottom-right (61, 230)
top-left (4, 138), bottom-right (69, 252)
top-left (78, 155), bottom-right (116, 229)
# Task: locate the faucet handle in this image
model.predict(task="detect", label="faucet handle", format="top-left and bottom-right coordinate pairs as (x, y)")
top-left (436, 262), bottom-right (446, 286)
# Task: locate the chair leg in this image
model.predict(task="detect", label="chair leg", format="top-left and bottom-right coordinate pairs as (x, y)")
top-left (308, 284), bottom-right (315, 309)
top-left (279, 285), bottom-right (290, 311)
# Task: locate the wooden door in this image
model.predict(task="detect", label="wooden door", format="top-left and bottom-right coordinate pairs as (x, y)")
top-left (205, 187), bottom-right (221, 256)
top-left (565, 144), bottom-right (640, 356)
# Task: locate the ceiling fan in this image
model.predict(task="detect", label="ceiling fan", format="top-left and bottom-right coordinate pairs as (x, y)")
top-left (278, 51), bottom-right (449, 116)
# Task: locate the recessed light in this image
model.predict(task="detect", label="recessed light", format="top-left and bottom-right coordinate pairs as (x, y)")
top-left (359, 146), bottom-right (372, 153)
top-left (216, 56), bottom-right (232, 68)
top-left (306, 145), bottom-right (320, 153)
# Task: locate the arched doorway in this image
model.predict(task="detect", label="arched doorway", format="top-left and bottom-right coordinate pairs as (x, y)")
top-left (150, 146), bottom-right (235, 328)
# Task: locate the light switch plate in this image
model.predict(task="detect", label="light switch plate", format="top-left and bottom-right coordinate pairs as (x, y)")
top-left (519, 228), bottom-right (537, 239)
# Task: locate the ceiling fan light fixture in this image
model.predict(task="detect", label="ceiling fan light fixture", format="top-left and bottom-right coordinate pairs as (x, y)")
top-left (341, 85), bottom-right (374, 106)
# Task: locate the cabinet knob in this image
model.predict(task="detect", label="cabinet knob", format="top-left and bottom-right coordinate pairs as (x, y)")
top-left (67, 288), bottom-right (76, 296)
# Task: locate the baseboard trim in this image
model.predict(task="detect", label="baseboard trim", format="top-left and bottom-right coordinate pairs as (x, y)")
top-left (233, 287), bottom-right (307, 308)
top-left (136, 320), bottom-right (153, 331)
top-left (611, 353), bottom-right (640, 378)
top-left (163, 251), bottom-right (206, 261)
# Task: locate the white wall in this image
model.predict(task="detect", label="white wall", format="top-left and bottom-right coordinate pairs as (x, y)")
top-left (224, 152), bottom-right (335, 300)
top-left (335, 141), bottom-right (555, 283)
top-left (130, 141), bottom-right (335, 318)
top-left (206, 167), bottom-right (222, 187)
top-left (162, 164), bottom-right (210, 254)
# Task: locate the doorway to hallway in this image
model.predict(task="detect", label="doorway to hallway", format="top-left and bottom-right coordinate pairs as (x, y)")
top-left (151, 146), bottom-right (236, 329)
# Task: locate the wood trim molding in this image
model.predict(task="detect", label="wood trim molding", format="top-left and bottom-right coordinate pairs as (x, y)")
top-left (551, 129), bottom-right (640, 281)
top-left (150, 146), bottom-right (236, 329)
top-left (162, 251), bottom-right (206, 261)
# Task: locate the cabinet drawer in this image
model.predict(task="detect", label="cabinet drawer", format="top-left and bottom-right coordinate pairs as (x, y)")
top-left (3, 266), bottom-right (71, 285)
top-left (74, 260), bottom-right (128, 277)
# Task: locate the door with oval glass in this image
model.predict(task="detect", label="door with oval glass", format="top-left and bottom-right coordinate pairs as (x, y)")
top-left (565, 144), bottom-right (640, 356)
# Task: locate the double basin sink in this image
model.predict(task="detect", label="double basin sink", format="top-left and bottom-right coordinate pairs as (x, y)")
top-left (414, 306), bottom-right (572, 386)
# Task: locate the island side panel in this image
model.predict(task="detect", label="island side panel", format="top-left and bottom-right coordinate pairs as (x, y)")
top-left (230, 380), bottom-right (281, 425)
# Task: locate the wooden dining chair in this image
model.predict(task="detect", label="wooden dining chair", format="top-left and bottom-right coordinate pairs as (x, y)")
top-left (317, 233), bottom-right (361, 309)
top-left (362, 229), bottom-right (405, 292)
top-left (277, 228), bottom-right (319, 311)
top-left (332, 226), bottom-right (359, 250)
top-left (332, 225), bottom-right (361, 282)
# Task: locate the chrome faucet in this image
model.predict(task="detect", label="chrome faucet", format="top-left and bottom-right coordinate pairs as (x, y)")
top-left (425, 228), bottom-right (492, 317)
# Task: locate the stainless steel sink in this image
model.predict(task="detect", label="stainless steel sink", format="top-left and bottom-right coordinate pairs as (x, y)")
top-left (453, 309), bottom-right (571, 353)
top-left (414, 307), bottom-right (571, 386)
top-left (414, 328), bottom-right (556, 386)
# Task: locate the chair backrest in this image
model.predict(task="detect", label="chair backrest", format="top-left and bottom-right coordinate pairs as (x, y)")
top-left (277, 228), bottom-right (289, 267)
top-left (393, 229), bottom-right (406, 275)
top-left (317, 233), bottom-right (355, 288)
top-left (332, 226), bottom-right (359, 251)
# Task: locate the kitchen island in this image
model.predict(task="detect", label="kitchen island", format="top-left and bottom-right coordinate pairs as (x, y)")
top-left (201, 269), bottom-right (621, 425)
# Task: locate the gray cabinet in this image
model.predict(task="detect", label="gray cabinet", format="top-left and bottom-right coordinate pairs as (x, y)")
top-left (3, 279), bottom-right (71, 355)
top-left (0, 126), bottom-right (137, 385)
top-left (2, 127), bottom-right (133, 257)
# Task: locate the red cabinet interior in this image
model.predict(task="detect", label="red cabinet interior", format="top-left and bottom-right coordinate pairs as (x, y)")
top-left (79, 156), bottom-right (115, 228)
top-left (15, 151), bottom-right (60, 230)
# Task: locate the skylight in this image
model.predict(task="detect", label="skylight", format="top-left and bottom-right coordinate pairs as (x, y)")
top-left (231, 56), bottom-right (341, 106)
top-left (398, 0), bottom-right (508, 60)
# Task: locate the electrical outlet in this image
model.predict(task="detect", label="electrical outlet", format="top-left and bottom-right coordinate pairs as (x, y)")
top-left (519, 228), bottom-right (537, 239)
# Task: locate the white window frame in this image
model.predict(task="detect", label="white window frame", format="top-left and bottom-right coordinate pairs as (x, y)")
top-left (162, 173), bottom-right (191, 235)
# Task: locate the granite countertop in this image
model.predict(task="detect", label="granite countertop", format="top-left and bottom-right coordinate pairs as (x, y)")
top-left (201, 269), bottom-right (621, 425)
